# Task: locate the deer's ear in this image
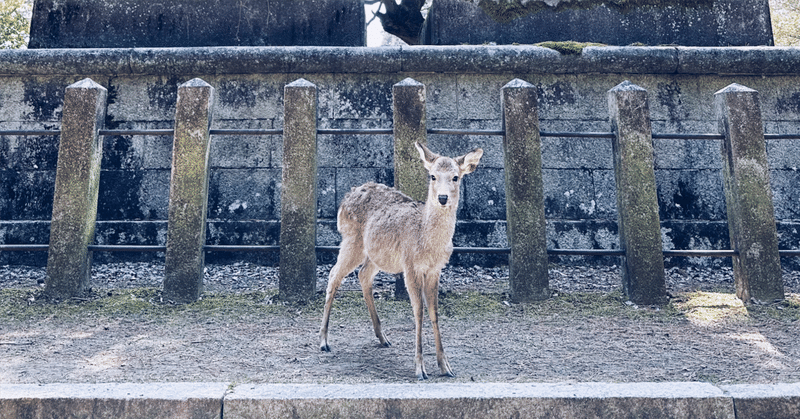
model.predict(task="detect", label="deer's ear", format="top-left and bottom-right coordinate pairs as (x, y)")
top-left (415, 142), bottom-right (438, 171)
top-left (456, 148), bottom-right (483, 175)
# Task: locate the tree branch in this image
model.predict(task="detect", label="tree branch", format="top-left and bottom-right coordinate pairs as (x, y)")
top-left (375, 0), bottom-right (426, 45)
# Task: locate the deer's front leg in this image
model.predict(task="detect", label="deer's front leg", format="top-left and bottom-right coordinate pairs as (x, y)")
top-left (424, 271), bottom-right (455, 377)
top-left (406, 275), bottom-right (428, 380)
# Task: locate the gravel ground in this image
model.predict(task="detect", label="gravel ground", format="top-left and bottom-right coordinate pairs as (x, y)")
top-left (2, 262), bottom-right (799, 385)
top-left (2, 262), bottom-right (800, 297)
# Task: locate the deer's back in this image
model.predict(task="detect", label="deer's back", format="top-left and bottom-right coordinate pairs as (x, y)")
top-left (338, 182), bottom-right (422, 232)
top-left (337, 182), bottom-right (424, 260)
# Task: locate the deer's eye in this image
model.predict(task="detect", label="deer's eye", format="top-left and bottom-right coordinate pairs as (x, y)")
top-left (430, 175), bottom-right (436, 181)
top-left (452, 176), bottom-right (459, 182)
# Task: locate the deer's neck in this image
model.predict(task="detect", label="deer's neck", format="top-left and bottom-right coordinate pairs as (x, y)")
top-left (421, 202), bottom-right (457, 250)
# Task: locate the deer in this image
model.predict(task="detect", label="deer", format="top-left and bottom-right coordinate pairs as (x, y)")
top-left (319, 142), bottom-right (483, 380)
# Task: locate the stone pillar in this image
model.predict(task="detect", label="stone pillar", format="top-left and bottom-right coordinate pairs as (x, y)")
top-left (45, 78), bottom-right (107, 300)
top-left (392, 78), bottom-right (428, 300)
top-left (715, 83), bottom-right (784, 303)
top-left (607, 81), bottom-right (666, 305)
top-left (501, 79), bottom-right (549, 302)
top-left (164, 78), bottom-right (215, 303)
top-left (279, 78), bottom-right (318, 302)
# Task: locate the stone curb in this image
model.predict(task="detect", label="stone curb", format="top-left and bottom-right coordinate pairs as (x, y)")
top-left (2, 382), bottom-right (798, 419)
top-left (0, 46), bottom-right (799, 76)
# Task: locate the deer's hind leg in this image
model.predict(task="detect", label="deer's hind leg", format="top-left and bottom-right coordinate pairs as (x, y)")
top-left (320, 237), bottom-right (363, 352)
top-left (358, 258), bottom-right (391, 348)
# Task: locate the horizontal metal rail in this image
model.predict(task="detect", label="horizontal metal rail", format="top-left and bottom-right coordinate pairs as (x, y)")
top-left (548, 249), bottom-right (624, 256)
top-left (99, 129), bottom-right (174, 136)
top-left (652, 133), bottom-right (724, 140)
top-left (203, 245), bottom-right (279, 252)
top-left (663, 249), bottom-right (738, 257)
top-left (0, 244), bottom-right (50, 252)
top-left (4, 128), bottom-right (800, 141)
top-left (87, 245), bottom-right (166, 252)
top-left (318, 128), bottom-right (393, 135)
top-left (11, 244), bottom-right (799, 258)
top-left (0, 130), bottom-right (61, 136)
top-left (427, 128), bottom-right (505, 136)
top-left (540, 131), bottom-right (615, 139)
top-left (210, 129), bottom-right (282, 136)
top-left (765, 133), bottom-right (800, 140)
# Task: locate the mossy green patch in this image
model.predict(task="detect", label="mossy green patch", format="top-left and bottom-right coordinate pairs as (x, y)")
top-left (520, 290), bottom-right (682, 321)
top-left (746, 293), bottom-right (800, 323)
top-left (439, 290), bottom-right (507, 318)
top-left (670, 291), bottom-right (750, 325)
top-left (0, 287), bottom-right (284, 323)
top-left (535, 41), bottom-right (606, 54)
top-left (670, 291), bottom-right (800, 325)
top-left (2, 287), bottom-right (796, 329)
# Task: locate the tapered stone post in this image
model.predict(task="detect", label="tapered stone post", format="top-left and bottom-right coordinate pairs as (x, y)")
top-left (501, 79), bottom-right (549, 302)
top-left (279, 79), bottom-right (318, 302)
top-left (608, 81), bottom-right (666, 305)
top-left (392, 78), bottom-right (428, 300)
top-left (45, 78), bottom-right (107, 300)
top-left (715, 83), bottom-right (784, 303)
top-left (164, 78), bottom-right (214, 303)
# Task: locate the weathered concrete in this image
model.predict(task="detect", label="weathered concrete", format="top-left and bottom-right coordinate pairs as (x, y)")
top-left (279, 79), bottom-right (318, 302)
top-left (29, 0), bottom-right (365, 48)
top-left (424, 0), bottom-right (773, 46)
top-left (163, 78), bottom-right (214, 303)
top-left (715, 83), bottom-right (784, 303)
top-left (1, 47), bottom-right (800, 270)
top-left (721, 383), bottom-right (800, 419)
top-left (501, 79), bottom-right (548, 302)
top-left (4, 46), bottom-right (800, 76)
top-left (44, 78), bottom-right (107, 299)
top-left (608, 81), bottom-right (667, 305)
top-left (3, 382), bottom-right (800, 419)
top-left (0, 382), bottom-right (227, 419)
top-left (224, 382), bottom-right (734, 418)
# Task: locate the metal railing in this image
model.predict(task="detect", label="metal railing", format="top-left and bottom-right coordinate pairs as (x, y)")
top-left (3, 126), bottom-right (800, 259)
top-left (6, 127), bottom-right (800, 140)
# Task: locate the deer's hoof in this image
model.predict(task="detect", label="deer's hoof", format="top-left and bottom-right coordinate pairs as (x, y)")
top-left (417, 371), bottom-right (429, 381)
top-left (320, 343), bottom-right (331, 352)
top-left (381, 341), bottom-right (392, 348)
top-left (443, 371), bottom-right (456, 378)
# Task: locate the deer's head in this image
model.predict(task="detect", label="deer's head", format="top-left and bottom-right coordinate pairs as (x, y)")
top-left (415, 142), bottom-right (483, 209)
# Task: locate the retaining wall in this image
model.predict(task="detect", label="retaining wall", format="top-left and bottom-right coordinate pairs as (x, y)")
top-left (2, 382), bottom-right (799, 419)
top-left (1, 46), bottom-right (800, 270)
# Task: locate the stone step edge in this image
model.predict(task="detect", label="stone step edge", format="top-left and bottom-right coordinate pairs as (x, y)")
top-left (2, 382), bottom-right (799, 419)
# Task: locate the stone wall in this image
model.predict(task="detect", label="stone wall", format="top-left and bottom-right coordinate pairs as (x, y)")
top-left (29, 0), bottom-right (366, 48)
top-left (1, 46), bottom-right (799, 268)
top-left (424, 0), bottom-right (774, 46)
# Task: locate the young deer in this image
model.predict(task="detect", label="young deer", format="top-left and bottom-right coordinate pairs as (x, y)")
top-left (319, 142), bottom-right (483, 380)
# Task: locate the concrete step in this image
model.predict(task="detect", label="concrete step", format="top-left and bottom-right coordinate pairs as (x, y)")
top-left (2, 382), bottom-right (798, 419)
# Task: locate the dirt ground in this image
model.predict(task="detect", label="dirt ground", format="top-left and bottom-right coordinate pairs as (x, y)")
top-left (1, 263), bottom-right (799, 385)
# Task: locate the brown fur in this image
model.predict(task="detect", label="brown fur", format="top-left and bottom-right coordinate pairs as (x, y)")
top-left (319, 142), bottom-right (483, 380)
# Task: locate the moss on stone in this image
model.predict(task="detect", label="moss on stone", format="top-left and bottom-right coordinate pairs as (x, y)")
top-left (535, 41), bottom-right (606, 54)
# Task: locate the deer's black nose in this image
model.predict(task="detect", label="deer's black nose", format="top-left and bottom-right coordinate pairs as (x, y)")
top-left (438, 195), bottom-right (448, 205)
